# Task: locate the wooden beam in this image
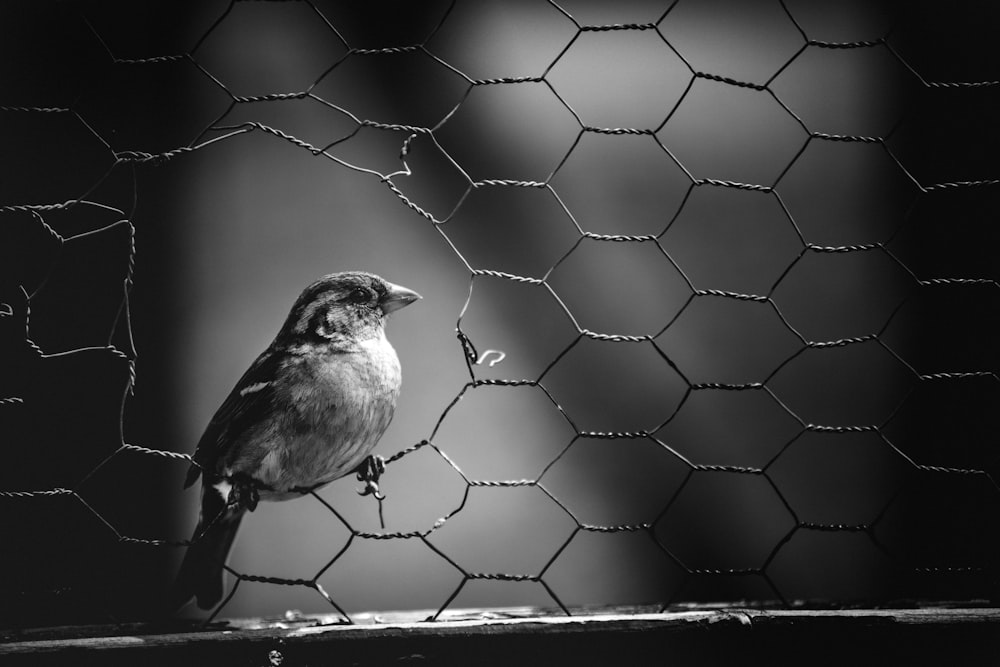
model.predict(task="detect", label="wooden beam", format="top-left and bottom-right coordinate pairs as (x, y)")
top-left (2, 607), bottom-right (999, 666)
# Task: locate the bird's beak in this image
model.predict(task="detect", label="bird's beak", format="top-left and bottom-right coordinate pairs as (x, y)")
top-left (380, 282), bottom-right (422, 314)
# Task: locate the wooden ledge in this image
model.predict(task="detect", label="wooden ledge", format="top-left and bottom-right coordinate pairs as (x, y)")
top-left (3, 606), bottom-right (999, 666)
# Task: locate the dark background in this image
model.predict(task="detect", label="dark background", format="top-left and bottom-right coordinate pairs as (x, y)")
top-left (1, 0), bottom-right (998, 628)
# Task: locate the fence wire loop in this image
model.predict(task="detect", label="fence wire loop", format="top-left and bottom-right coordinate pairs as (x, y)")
top-left (474, 349), bottom-right (506, 367)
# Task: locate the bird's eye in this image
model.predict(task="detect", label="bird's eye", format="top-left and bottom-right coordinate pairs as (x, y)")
top-left (349, 287), bottom-right (372, 304)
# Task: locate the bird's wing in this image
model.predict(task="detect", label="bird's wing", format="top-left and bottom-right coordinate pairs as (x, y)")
top-left (183, 350), bottom-right (283, 488)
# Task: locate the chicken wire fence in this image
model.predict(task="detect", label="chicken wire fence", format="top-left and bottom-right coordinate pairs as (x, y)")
top-left (1, 0), bottom-right (998, 629)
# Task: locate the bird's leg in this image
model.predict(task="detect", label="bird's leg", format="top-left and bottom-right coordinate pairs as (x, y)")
top-left (227, 472), bottom-right (262, 512)
top-left (354, 454), bottom-right (386, 500)
top-left (355, 455), bottom-right (387, 529)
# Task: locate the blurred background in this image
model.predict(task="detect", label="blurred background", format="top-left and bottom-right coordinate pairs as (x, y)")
top-left (1, 0), bottom-right (997, 627)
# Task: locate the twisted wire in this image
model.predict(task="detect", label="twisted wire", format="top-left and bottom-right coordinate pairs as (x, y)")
top-left (2, 0), bottom-right (996, 625)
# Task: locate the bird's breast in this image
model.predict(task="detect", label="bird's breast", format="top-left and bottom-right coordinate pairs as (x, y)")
top-left (259, 333), bottom-right (402, 494)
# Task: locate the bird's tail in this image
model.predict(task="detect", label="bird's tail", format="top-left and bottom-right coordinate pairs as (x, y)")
top-left (171, 488), bottom-right (245, 611)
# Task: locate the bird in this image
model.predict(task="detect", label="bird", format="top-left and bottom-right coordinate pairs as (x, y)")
top-left (171, 271), bottom-right (421, 611)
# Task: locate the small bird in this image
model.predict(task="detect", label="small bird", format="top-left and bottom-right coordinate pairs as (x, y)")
top-left (172, 271), bottom-right (420, 610)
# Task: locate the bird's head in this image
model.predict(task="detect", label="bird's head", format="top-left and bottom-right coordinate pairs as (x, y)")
top-left (279, 272), bottom-right (421, 348)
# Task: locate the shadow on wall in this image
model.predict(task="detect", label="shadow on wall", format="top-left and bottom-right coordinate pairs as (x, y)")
top-left (169, 0), bottom-right (914, 618)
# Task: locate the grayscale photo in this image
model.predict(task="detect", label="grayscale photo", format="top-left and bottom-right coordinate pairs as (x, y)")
top-left (1, 1), bottom-right (997, 664)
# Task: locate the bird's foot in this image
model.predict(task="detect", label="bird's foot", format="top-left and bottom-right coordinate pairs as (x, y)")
top-left (227, 473), bottom-right (261, 512)
top-left (355, 454), bottom-right (386, 501)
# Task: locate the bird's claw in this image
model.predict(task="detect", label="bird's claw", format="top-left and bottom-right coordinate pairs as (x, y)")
top-left (359, 480), bottom-right (385, 500)
top-left (228, 473), bottom-right (261, 512)
top-left (355, 455), bottom-right (386, 500)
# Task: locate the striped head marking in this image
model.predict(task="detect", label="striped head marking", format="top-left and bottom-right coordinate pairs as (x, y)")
top-left (280, 272), bottom-right (420, 346)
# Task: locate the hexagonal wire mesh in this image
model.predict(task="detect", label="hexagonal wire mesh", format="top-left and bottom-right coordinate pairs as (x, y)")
top-left (1, 0), bottom-right (998, 627)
